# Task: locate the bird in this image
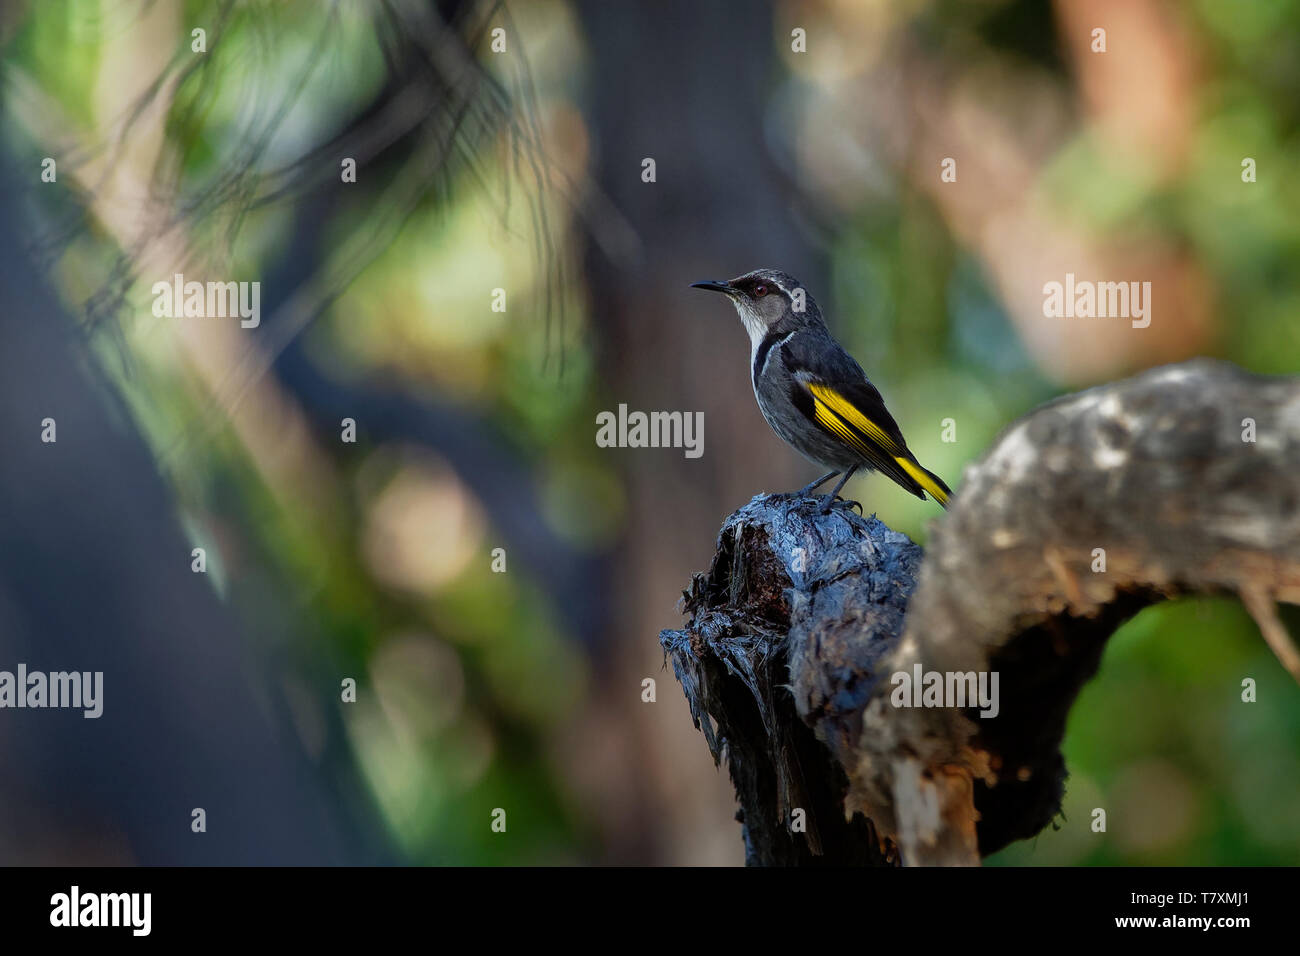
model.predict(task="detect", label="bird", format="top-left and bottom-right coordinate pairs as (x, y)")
top-left (691, 268), bottom-right (951, 513)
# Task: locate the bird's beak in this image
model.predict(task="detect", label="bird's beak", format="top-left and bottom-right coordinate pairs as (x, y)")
top-left (690, 279), bottom-right (734, 295)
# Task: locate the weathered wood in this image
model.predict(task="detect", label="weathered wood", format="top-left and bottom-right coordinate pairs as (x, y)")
top-left (663, 358), bottom-right (1300, 865)
top-left (662, 499), bottom-right (919, 865)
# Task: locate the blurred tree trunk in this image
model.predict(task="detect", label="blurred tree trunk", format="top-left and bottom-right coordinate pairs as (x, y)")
top-left (575, 0), bottom-right (826, 863)
top-left (0, 164), bottom-right (384, 865)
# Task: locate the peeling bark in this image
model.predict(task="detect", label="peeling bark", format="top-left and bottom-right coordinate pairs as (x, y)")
top-left (662, 358), bottom-right (1300, 866)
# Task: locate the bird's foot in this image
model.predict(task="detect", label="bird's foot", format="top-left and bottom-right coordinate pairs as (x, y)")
top-left (796, 471), bottom-right (839, 497)
top-left (819, 494), bottom-right (862, 515)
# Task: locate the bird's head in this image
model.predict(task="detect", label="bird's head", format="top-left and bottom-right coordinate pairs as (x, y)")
top-left (691, 268), bottom-right (819, 344)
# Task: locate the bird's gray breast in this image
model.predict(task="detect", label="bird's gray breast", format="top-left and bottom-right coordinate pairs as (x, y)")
top-left (751, 330), bottom-right (863, 471)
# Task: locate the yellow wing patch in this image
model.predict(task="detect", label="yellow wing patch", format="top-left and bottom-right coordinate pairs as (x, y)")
top-left (806, 383), bottom-right (903, 455)
top-left (806, 380), bottom-right (950, 506)
top-left (811, 398), bottom-right (874, 459)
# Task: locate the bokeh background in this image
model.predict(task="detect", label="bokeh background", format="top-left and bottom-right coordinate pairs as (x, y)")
top-left (1, 0), bottom-right (1298, 865)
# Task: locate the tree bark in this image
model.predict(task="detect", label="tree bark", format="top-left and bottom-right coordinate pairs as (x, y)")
top-left (662, 358), bottom-right (1300, 865)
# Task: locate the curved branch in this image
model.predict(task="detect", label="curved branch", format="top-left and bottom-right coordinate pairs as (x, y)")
top-left (663, 358), bottom-right (1300, 865)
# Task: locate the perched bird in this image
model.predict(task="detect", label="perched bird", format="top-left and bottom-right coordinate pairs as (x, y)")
top-left (691, 268), bottom-right (951, 512)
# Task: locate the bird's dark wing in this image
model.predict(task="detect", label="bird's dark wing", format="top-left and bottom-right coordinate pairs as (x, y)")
top-left (783, 329), bottom-right (951, 506)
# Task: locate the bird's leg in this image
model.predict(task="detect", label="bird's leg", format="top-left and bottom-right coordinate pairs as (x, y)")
top-left (797, 470), bottom-right (839, 497)
top-left (820, 465), bottom-right (859, 514)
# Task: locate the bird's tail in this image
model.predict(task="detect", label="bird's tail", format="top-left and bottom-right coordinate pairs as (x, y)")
top-left (896, 457), bottom-right (952, 509)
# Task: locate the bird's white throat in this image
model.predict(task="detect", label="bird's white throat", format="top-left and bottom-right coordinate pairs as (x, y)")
top-left (731, 300), bottom-right (770, 351)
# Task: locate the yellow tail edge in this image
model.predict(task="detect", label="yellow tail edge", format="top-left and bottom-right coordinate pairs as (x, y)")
top-left (896, 457), bottom-right (950, 509)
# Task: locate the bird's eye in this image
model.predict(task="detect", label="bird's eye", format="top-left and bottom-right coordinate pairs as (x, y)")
top-left (754, 285), bottom-right (768, 297)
